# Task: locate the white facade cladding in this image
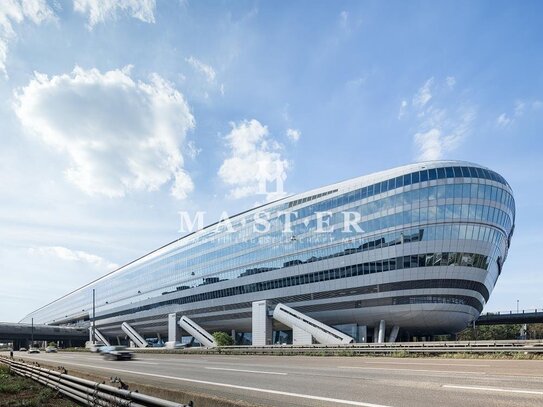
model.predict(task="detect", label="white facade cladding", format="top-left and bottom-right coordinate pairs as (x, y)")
top-left (21, 161), bottom-right (515, 342)
top-left (252, 300), bottom-right (272, 346)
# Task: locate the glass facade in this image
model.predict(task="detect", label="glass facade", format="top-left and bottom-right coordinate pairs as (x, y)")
top-left (20, 161), bottom-right (515, 336)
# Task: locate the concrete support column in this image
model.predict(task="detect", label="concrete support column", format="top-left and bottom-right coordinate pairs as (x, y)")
top-left (373, 326), bottom-right (379, 343)
top-left (357, 325), bottom-right (367, 343)
top-left (231, 329), bottom-right (236, 345)
top-left (252, 300), bottom-right (272, 346)
top-left (388, 325), bottom-right (400, 343)
top-left (168, 313), bottom-right (182, 343)
top-left (292, 326), bottom-right (312, 345)
top-left (378, 320), bottom-right (386, 343)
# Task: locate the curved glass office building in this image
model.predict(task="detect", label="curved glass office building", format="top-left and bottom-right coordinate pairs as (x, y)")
top-left (21, 161), bottom-right (515, 341)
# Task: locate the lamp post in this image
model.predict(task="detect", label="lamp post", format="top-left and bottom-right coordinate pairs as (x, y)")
top-left (31, 318), bottom-right (34, 348)
top-left (92, 289), bottom-right (96, 344)
top-left (517, 299), bottom-right (519, 313)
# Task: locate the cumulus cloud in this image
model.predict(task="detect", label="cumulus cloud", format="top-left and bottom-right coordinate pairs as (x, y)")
top-left (218, 119), bottom-right (289, 200)
top-left (14, 66), bottom-right (195, 199)
top-left (404, 77), bottom-right (475, 161)
top-left (185, 56), bottom-right (216, 83)
top-left (0, 0), bottom-right (56, 76)
top-left (286, 128), bottom-right (301, 142)
top-left (74, 0), bottom-right (155, 28)
top-left (29, 246), bottom-right (119, 271)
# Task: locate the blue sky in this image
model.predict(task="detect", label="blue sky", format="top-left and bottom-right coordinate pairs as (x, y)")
top-left (0, 0), bottom-right (542, 322)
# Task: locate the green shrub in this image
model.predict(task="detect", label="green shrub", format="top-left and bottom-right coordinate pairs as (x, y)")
top-left (212, 331), bottom-right (234, 346)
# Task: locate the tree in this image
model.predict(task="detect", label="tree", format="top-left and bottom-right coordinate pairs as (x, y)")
top-left (212, 331), bottom-right (234, 346)
top-left (47, 342), bottom-right (57, 348)
top-left (458, 324), bottom-right (522, 340)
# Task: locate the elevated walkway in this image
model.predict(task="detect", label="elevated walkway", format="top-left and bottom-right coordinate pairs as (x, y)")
top-left (476, 309), bottom-right (543, 325)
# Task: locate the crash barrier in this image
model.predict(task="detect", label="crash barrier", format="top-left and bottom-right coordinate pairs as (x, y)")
top-left (154, 340), bottom-right (543, 355)
top-left (0, 356), bottom-right (193, 407)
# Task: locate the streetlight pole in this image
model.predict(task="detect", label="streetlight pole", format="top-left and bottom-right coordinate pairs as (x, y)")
top-left (92, 289), bottom-right (96, 344)
top-left (31, 318), bottom-right (34, 348)
top-left (517, 299), bottom-right (519, 313)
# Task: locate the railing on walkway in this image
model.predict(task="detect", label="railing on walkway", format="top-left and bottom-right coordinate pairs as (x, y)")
top-left (0, 356), bottom-right (192, 407)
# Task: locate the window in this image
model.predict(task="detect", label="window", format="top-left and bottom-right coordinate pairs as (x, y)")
top-left (420, 170), bottom-right (429, 182)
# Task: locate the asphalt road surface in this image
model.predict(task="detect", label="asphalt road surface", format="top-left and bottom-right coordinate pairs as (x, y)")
top-left (3, 351), bottom-right (543, 407)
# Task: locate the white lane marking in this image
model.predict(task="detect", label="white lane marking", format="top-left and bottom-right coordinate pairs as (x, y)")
top-left (130, 361), bottom-right (159, 365)
top-left (205, 367), bottom-right (287, 376)
top-left (361, 361), bottom-right (490, 367)
top-left (443, 385), bottom-right (543, 395)
top-left (33, 360), bottom-right (393, 407)
top-left (338, 366), bottom-right (483, 375)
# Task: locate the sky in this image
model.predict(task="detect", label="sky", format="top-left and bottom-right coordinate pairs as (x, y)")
top-left (0, 0), bottom-right (542, 322)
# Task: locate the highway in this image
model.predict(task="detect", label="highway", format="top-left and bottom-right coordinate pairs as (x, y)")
top-left (2, 351), bottom-right (543, 407)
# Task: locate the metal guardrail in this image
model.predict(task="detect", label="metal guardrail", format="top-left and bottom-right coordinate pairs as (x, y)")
top-left (160, 340), bottom-right (543, 355)
top-left (0, 356), bottom-right (192, 407)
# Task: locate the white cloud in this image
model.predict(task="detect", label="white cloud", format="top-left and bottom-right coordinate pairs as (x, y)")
top-left (407, 77), bottom-right (475, 161)
top-left (218, 119), bottom-right (289, 200)
top-left (185, 56), bottom-right (216, 83)
top-left (74, 0), bottom-right (155, 28)
top-left (0, 0), bottom-right (56, 76)
top-left (446, 76), bottom-right (456, 89)
top-left (514, 100), bottom-right (525, 117)
top-left (339, 10), bottom-right (348, 28)
top-left (496, 99), bottom-right (540, 128)
top-left (29, 246), bottom-right (119, 271)
top-left (14, 66), bottom-right (195, 200)
top-left (286, 128), bottom-right (301, 142)
top-left (497, 113), bottom-right (511, 127)
top-left (412, 77), bottom-right (434, 108)
top-left (398, 99), bottom-right (407, 119)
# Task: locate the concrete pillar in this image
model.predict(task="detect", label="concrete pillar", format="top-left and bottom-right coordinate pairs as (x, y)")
top-left (168, 313), bottom-right (181, 343)
top-left (292, 326), bottom-right (312, 345)
top-left (252, 300), bottom-right (272, 346)
top-left (231, 329), bottom-right (236, 345)
top-left (388, 325), bottom-right (400, 343)
top-left (373, 325), bottom-right (379, 343)
top-left (378, 320), bottom-right (386, 343)
top-left (357, 325), bottom-right (367, 343)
